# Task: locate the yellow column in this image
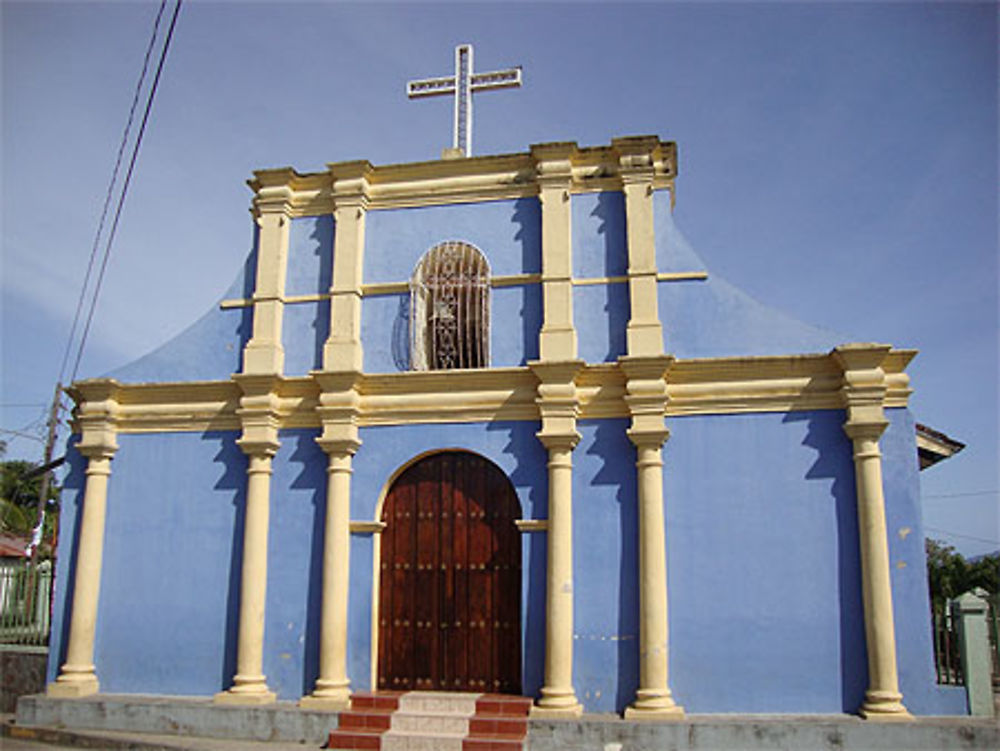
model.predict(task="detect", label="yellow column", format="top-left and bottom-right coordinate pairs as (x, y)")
top-left (529, 361), bottom-right (583, 717)
top-left (216, 376), bottom-right (280, 705)
top-left (620, 356), bottom-right (683, 719)
top-left (302, 371), bottom-right (363, 709)
top-left (48, 379), bottom-right (119, 699)
top-left (323, 161), bottom-right (371, 373)
top-left (616, 137), bottom-right (664, 358)
top-left (243, 172), bottom-right (292, 375)
top-left (531, 142), bottom-right (578, 362)
top-left (833, 344), bottom-right (911, 721)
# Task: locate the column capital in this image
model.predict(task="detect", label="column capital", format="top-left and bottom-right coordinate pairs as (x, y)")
top-left (249, 168), bottom-right (295, 220)
top-left (317, 437), bottom-right (361, 458)
top-left (833, 343), bottom-right (892, 429)
top-left (537, 429), bottom-right (581, 453)
top-left (530, 359), bottom-right (584, 439)
top-left (313, 370), bottom-right (363, 452)
top-left (844, 420), bottom-right (889, 443)
top-left (531, 141), bottom-right (579, 187)
top-left (328, 159), bottom-right (373, 200)
top-left (69, 379), bottom-right (121, 457)
top-left (613, 135), bottom-right (661, 185)
top-left (234, 374), bottom-right (282, 457)
top-left (627, 428), bottom-right (670, 450)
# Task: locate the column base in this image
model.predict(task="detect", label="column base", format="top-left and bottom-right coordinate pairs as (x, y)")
top-left (214, 688), bottom-right (277, 705)
top-left (859, 690), bottom-right (912, 721)
top-left (859, 705), bottom-right (913, 721)
top-left (46, 676), bottom-right (99, 698)
top-left (299, 692), bottom-right (350, 711)
top-left (531, 702), bottom-right (583, 718)
top-left (624, 692), bottom-right (685, 720)
top-left (624, 705), bottom-right (685, 720)
top-left (531, 688), bottom-right (583, 718)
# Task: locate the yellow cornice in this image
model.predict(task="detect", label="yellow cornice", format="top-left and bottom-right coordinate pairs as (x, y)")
top-left (250, 137), bottom-right (678, 217)
top-left (86, 347), bottom-right (916, 436)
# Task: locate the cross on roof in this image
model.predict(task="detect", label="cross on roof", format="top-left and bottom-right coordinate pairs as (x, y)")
top-left (407, 44), bottom-right (522, 158)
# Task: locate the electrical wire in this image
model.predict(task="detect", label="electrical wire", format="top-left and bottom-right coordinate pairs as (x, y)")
top-left (57, 1), bottom-right (169, 389)
top-left (69, 0), bottom-right (183, 384)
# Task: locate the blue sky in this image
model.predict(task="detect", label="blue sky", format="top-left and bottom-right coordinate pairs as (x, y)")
top-left (2, 1), bottom-right (996, 556)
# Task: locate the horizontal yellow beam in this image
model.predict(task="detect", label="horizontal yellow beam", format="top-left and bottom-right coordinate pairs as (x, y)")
top-left (71, 349), bottom-right (916, 435)
top-left (220, 271), bottom-right (708, 308)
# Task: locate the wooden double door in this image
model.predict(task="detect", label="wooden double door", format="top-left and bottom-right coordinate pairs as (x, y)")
top-left (377, 451), bottom-right (521, 694)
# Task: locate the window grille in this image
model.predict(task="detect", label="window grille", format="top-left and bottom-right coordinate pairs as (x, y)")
top-left (410, 241), bottom-right (490, 370)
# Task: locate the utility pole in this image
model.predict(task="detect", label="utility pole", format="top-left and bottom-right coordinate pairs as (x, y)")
top-left (30, 381), bottom-right (63, 561)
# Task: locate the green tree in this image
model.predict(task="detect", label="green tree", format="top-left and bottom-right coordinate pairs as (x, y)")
top-left (0, 459), bottom-right (60, 554)
top-left (925, 537), bottom-right (999, 605)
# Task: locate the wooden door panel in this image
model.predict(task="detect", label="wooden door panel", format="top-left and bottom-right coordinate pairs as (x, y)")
top-left (378, 452), bottom-right (521, 694)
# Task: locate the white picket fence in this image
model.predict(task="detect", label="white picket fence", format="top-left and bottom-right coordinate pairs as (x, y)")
top-left (0, 559), bottom-right (52, 646)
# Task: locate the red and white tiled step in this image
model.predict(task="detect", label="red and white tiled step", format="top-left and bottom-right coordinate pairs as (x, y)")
top-left (328, 691), bottom-right (531, 750)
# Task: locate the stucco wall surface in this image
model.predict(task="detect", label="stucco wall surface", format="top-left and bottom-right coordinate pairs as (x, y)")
top-left (47, 409), bottom-right (963, 714)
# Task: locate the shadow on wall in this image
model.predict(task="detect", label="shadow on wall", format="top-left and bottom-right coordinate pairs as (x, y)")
top-left (585, 419), bottom-right (639, 713)
top-left (309, 218), bottom-right (333, 370)
top-left (512, 198), bottom-right (541, 364)
top-left (285, 431), bottom-right (327, 697)
top-left (392, 294), bottom-right (410, 371)
top-left (783, 409), bottom-right (867, 713)
top-left (234, 230), bottom-right (259, 373)
top-left (206, 431), bottom-right (248, 693)
top-left (50, 437), bottom-right (88, 681)
top-left (592, 192), bottom-right (628, 362)
top-left (486, 421), bottom-right (546, 697)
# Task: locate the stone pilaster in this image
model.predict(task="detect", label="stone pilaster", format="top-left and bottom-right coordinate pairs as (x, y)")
top-left (215, 375), bottom-right (280, 705)
top-left (243, 173), bottom-right (293, 375)
top-left (323, 162), bottom-right (372, 373)
top-left (532, 143), bottom-right (578, 362)
top-left (301, 371), bottom-right (362, 709)
top-left (833, 344), bottom-right (911, 721)
top-left (619, 356), bottom-right (684, 719)
top-left (529, 360), bottom-right (584, 717)
top-left (48, 380), bottom-right (119, 698)
top-left (615, 137), bottom-right (664, 358)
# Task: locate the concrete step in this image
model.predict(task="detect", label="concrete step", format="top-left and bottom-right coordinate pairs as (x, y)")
top-left (329, 691), bottom-right (528, 751)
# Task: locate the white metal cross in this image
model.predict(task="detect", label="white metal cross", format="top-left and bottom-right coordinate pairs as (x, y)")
top-left (407, 44), bottom-right (522, 158)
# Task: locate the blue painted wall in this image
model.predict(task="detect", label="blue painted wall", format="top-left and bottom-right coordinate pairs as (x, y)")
top-left (881, 408), bottom-right (967, 714)
top-left (285, 216), bottom-right (333, 297)
top-left (573, 192), bottom-right (629, 363)
top-left (362, 199), bottom-right (541, 372)
top-left (49, 407), bottom-right (964, 713)
top-left (55, 188), bottom-right (965, 713)
top-left (664, 409), bottom-right (862, 713)
top-left (86, 432), bottom-right (244, 696)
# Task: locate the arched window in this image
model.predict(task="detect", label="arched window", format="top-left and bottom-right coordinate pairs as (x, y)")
top-left (410, 241), bottom-right (490, 370)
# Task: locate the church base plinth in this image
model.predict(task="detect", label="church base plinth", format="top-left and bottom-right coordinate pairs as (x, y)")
top-left (299, 692), bottom-right (350, 711)
top-left (624, 704), bottom-right (685, 720)
top-left (213, 686), bottom-right (277, 706)
top-left (46, 677), bottom-right (99, 699)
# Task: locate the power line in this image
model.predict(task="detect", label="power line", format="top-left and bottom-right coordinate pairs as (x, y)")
top-left (57, 0), bottom-right (170, 389)
top-left (69, 0), bottom-right (183, 383)
top-left (924, 527), bottom-right (1000, 546)
top-left (924, 490), bottom-right (998, 500)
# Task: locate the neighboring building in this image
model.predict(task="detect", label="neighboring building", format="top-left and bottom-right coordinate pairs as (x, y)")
top-left (915, 423), bottom-right (965, 470)
top-left (47, 136), bottom-right (965, 717)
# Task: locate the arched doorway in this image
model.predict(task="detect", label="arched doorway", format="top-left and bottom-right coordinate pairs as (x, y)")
top-left (377, 451), bottom-right (521, 693)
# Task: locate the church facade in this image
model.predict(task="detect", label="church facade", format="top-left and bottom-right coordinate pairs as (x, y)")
top-left (46, 136), bottom-right (965, 717)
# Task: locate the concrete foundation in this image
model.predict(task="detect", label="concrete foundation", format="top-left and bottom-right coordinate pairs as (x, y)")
top-left (14, 694), bottom-right (1000, 750)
